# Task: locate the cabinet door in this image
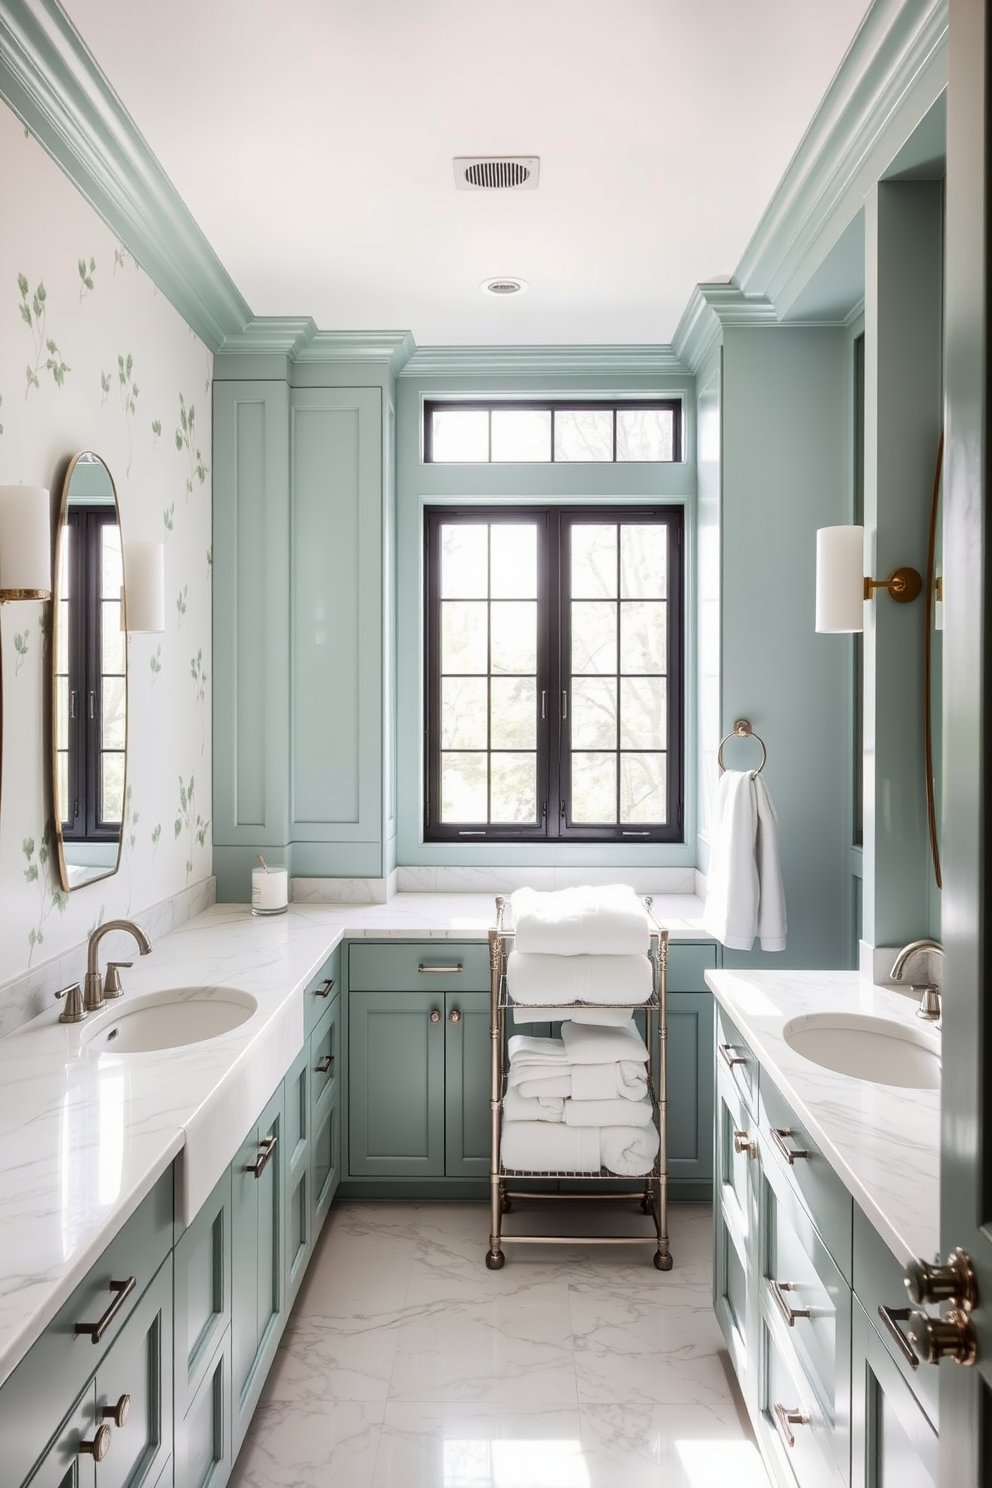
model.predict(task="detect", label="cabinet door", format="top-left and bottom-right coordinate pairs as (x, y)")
top-left (312, 1098), bottom-right (341, 1233)
top-left (444, 990), bottom-right (490, 1178)
top-left (94, 1258), bottom-right (173, 1488)
top-left (851, 1300), bottom-right (938, 1488)
top-left (176, 1326), bottom-right (230, 1488)
top-left (713, 1054), bottom-right (760, 1416)
top-left (665, 992), bottom-right (714, 1187)
top-left (284, 1044), bottom-right (311, 1307)
top-left (231, 1086), bottom-right (284, 1453)
top-left (173, 1170), bottom-right (231, 1424)
top-left (349, 991), bottom-right (445, 1176)
top-left (24, 1385), bottom-right (96, 1488)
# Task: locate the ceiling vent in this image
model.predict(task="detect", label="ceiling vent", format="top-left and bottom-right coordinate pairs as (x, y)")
top-left (454, 157), bottom-right (540, 191)
top-left (481, 277), bottom-right (529, 296)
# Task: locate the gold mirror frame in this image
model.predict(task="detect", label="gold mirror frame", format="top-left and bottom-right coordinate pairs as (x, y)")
top-left (50, 452), bottom-right (128, 892)
top-left (924, 431), bottom-right (943, 890)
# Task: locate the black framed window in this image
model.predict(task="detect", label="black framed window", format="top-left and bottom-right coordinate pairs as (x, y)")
top-left (424, 400), bottom-right (682, 464)
top-left (424, 506), bottom-right (684, 842)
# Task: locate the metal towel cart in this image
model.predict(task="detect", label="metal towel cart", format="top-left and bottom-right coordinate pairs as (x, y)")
top-left (485, 893), bottom-right (672, 1271)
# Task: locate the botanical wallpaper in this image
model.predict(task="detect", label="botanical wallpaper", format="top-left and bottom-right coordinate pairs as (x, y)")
top-left (0, 103), bottom-right (212, 987)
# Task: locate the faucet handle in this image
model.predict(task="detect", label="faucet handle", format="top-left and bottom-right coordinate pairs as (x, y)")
top-left (56, 983), bottom-right (86, 1024)
top-left (103, 962), bottom-right (132, 1000)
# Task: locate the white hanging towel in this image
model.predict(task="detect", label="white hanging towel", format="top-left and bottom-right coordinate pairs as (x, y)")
top-left (703, 768), bottom-right (787, 952)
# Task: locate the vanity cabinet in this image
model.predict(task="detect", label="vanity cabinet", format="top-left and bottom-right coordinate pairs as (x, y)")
top-left (230, 1085), bottom-right (285, 1456)
top-left (850, 1301), bottom-right (938, 1488)
top-left (664, 943), bottom-right (717, 1195)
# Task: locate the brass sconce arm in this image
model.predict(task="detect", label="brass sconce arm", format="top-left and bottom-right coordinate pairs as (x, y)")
top-left (863, 567), bottom-right (923, 603)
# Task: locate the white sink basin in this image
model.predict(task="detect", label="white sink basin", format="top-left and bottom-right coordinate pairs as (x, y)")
top-left (82, 988), bottom-right (257, 1054)
top-left (782, 1012), bottom-right (940, 1089)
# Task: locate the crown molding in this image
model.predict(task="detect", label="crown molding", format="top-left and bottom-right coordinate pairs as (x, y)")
top-left (672, 285), bottom-right (780, 373)
top-left (400, 344), bottom-right (689, 380)
top-left (0, 0), bottom-right (251, 351)
top-left (295, 330), bottom-right (416, 375)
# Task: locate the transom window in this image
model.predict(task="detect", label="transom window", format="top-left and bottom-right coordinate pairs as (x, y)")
top-left (424, 400), bottom-right (681, 464)
top-left (424, 506), bottom-right (684, 842)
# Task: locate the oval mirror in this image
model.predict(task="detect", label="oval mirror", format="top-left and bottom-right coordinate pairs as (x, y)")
top-left (51, 452), bottom-right (127, 891)
top-left (924, 432), bottom-right (943, 890)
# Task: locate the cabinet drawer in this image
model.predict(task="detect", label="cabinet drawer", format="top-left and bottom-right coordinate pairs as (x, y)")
top-left (853, 1208), bottom-right (938, 1429)
top-left (173, 1166), bottom-right (231, 1418)
top-left (762, 1312), bottom-right (845, 1488)
top-left (311, 996), bottom-right (341, 1127)
top-left (304, 944), bottom-right (340, 1040)
top-left (349, 941), bottom-right (489, 992)
top-left (851, 1299), bottom-right (938, 1488)
top-left (760, 1077), bottom-right (853, 1281)
top-left (666, 941), bottom-right (717, 992)
top-left (715, 1002), bottom-right (759, 1114)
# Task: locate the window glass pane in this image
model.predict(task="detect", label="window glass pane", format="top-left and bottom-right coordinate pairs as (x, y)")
top-left (571, 677), bottom-right (617, 749)
top-left (102, 601), bottom-right (124, 673)
top-left (490, 753), bottom-right (536, 822)
top-left (102, 676), bottom-right (126, 749)
top-left (571, 601), bottom-right (617, 675)
top-left (57, 752), bottom-right (68, 824)
top-left (490, 601), bottom-right (537, 674)
top-left (441, 753), bottom-right (488, 821)
top-left (101, 752), bottom-right (125, 823)
top-left (620, 601), bottom-right (667, 674)
top-left (571, 525), bottom-right (617, 599)
top-left (441, 677), bottom-right (488, 749)
top-left (620, 525), bottom-right (667, 599)
top-left (490, 677), bottom-right (536, 749)
top-left (554, 408), bottom-right (613, 461)
top-left (441, 601), bottom-right (488, 673)
top-left (432, 409), bottom-right (489, 462)
top-left (490, 525), bottom-right (537, 599)
top-left (441, 525), bottom-right (488, 598)
top-left (620, 677), bottom-right (667, 749)
top-left (616, 408), bottom-right (674, 461)
top-left (621, 753), bottom-right (667, 823)
top-left (491, 409), bottom-right (551, 463)
top-left (101, 524), bottom-right (123, 593)
top-left (571, 753), bottom-right (617, 822)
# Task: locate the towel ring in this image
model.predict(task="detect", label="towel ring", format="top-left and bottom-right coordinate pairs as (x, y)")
top-left (717, 719), bottom-right (767, 777)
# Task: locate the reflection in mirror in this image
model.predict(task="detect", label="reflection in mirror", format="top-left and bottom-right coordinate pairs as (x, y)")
top-left (51, 453), bottom-right (126, 890)
top-left (924, 432), bottom-right (943, 890)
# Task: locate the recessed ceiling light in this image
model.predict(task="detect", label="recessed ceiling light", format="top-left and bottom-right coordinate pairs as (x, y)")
top-left (481, 277), bottom-right (529, 296)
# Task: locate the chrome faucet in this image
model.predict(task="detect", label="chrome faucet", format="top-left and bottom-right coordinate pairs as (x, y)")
top-left (84, 920), bottom-right (152, 1012)
top-left (890, 938), bottom-right (943, 1024)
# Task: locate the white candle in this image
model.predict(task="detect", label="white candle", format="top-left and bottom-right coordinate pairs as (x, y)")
top-left (252, 866), bottom-right (288, 914)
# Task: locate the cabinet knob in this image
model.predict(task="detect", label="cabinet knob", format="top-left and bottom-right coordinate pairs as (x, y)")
top-left (101, 1394), bottom-right (131, 1429)
top-left (79, 1424), bottom-right (113, 1462)
top-left (904, 1247), bottom-right (978, 1310)
top-left (429, 1008), bottom-right (441, 1023)
top-left (449, 1008), bottom-right (461, 1024)
top-left (907, 1307), bottom-right (977, 1367)
top-left (732, 1129), bottom-right (756, 1159)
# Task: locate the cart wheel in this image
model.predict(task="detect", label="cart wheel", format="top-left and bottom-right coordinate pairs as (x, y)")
top-left (639, 1197), bottom-right (652, 1214)
top-left (501, 1198), bottom-right (513, 1213)
top-left (654, 1250), bottom-right (674, 1271)
top-left (486, 1249), bottom-right (506, 1270)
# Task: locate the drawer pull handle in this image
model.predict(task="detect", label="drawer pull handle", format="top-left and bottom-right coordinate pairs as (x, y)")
top-left (74, 1275), bottom-right (136, 1343)
top-left (769, 1278), bottom-right (811, 1327)
top-left (732, 1129), bottom-right (756, 1159)
top-left (315, 1053), bottom-right (334, 1075)
top-left (315, 978), bottom-right (335, 998)
top-left (102, 1393), bottom-right (131, 1429)
top-left (246, 1135), bottom-right (277, 1177)
top-left (770, 1127), bottom-right (811, 1165)
top-left (878, 1305), bottom-right (921, 1369)
top-left (78, 1424), bottom-right (113, 1462)
top-left (773, 1402), bottom-right (810, 1450)
top-left (429, 1008), bottom-right (442, 1023)
top-left (718, 1042), bottom-right (747, 1071)
top-left (449, 1008), bottom-right (462, 1024)
top-left (419, 964), bottom-right (464, 974)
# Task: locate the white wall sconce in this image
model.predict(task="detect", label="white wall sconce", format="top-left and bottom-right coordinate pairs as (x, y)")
top-left (815, 525), bottom-right (922, 633)
top-left (0, 485), bottom-right (52, 601)
top-left (122, 541), bottom-right (165, 633)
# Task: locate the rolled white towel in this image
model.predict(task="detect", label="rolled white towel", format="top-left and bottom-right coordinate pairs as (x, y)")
top-left (560, 1020), bottom-right (649, 1065)
top-left (503, 1087), bottom-right (564, 1123)
top-left (507, 1061), bottom-right (572, 1089)
top-left (511, 1004), bottom-right (637, 1029)
top-left (517, 1074), bottom-right (573, 1100)
top-left (563, 1095), bottom-right (655, 1128)
top-left (507, 1034), bottom-right (569, 1066)
top-left (600, 1124), bottom-right (660, 1177)
top-left (571, 1062), bottom-right (648, 1102)
top-left (509, 885), bottom-right (650, 956)
top-left (500, 1121), bottom-right (601, 1173)
top-left (507, 951), bottom-right (652, 1005)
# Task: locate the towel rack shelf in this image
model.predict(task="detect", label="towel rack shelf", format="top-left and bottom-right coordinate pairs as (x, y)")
top-left (717, 717), bottom-right (767, 776)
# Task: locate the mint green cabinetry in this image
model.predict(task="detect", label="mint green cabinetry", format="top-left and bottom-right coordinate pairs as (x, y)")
top-left (665, 993), bottom-right (714, 1195)
top-left (443, 991), bottom-right (490, 1179)
top-left (230, 1086), bottom-right (284, 1456)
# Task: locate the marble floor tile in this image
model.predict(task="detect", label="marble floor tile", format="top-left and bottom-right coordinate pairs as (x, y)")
top-left (372, 1403), bottom-right (584, 1488)
top-left (228, 1399), bottom-right (384, 1488)
top-left (262, 1309), bottom-right (406, 1404)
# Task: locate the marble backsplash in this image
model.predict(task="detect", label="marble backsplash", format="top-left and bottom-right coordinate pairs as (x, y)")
top-left (292, 865), bottom-right (699, 903)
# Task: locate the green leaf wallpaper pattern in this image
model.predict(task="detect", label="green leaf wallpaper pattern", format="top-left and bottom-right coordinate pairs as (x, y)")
top-left (18, 274), bottom-right (70, 395)
top-left (176, 393), bottom-right (208, 497)
top-left (13, 631), bottom-right (28, 673)
top-left (175, 775), bottom-right (209, 883)
top-left (23, 825), bottom-right (69, 963)
top-left (78, 256), bottom-right (95, 301)
top-left (117, 352), bottom-right (139, 474)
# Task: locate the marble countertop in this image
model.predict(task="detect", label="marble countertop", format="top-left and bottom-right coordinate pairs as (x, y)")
top-left (0, 890), bottom-right (708, 1388)
top-left (705, 967), bottom-right (940, 1267)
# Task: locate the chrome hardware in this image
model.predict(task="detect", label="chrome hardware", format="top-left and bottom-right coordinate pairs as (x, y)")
top-left (419, 964), bottom-right (463, 974)
top-left (84, 920), bottom-right (152, 1011)
top-left (769, 1279), bottom-right (811, 1327)
top-left (773, 1402), bottom-right (810, 1449)
top-left (314, 978), bottom-right (335, 998)
top-left (429, 1008), bottom-right (442, 1023)
top-left (541, 689), bottom-right (547, 720)
top-left (74, 1276), bottom-right (137, 1343)
top-left (56, 982), bottom-right (86, 1024)
top-left (915, 985), bottom-right (942, 1022)
top-left (449, 1008), bottom-right (462, 1024)
top-left (770, 1127), bottom-right (811, 1165)
top-left (103, 961), bottom-right (132, 1000)
top-left (878, 1306), bottom-right (920, 1369)
top-left (718, 1042), bottom-right (747, 1071)
top-left (561, 690), bottom-right (568, 720)
top-left (79, 1424), bottom-right (112, 1462)
top-left (245, 1135), bottom-right (277, 1178)
top-left (889, 939), bottom-right (943, 1023)
top-left (101, 1393), bottom-right (131, 1428)
top-left (907, 1306), bottom-right (977, 1366)
top-left (315, 1054), bottom-right (334, 1075)
top-left (733, 1129), bottom-right (756, 1159)
top-left (904, 1248), bottom-right (978, 1311)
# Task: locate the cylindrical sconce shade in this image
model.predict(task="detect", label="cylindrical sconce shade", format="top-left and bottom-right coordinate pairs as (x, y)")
top-left (816, 525), bottom-right (865, 633)
top-left (123, 541), bottom-right (165, 632)
top-left (0, 485), bottom-right (51, 599)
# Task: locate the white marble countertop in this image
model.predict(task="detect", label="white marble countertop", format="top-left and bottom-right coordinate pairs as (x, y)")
top-left (0, 890), bottom-right (709, 1389)
top-left (705, 967), bottom-right (940, 1267)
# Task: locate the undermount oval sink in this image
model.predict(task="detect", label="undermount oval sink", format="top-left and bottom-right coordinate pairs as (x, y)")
top-left (83, 988), bottom-right (257, 1054)
top-left (782, 1011), bottom-right (940, 1090)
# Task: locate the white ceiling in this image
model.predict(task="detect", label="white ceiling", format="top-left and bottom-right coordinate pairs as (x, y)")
top-left (66, 0), bottom-right (870, 346)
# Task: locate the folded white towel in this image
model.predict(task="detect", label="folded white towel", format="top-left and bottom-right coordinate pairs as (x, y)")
top-left (500, 1121), bottom-right (601, 1173)
top-left (511, 1004), bottom-right (636, 1028)
top-left (600, 1124), bottom-right (660, 1177)
top-left (560, 1020), bottom-right (649, 1065)
top-left (507, 1061), bottom-right (571, 1089)
top-left (703, 768), bottom-right (787, 952)
top-left (571, 1062), bottom-right (648, 1101)
top-left (564, 1095), bottom-right (655, 1128)
top-left (503, 1087), bottom-right (564, 1122)
top-left (509, 885), bottom-right (650, 956)
top-left (507, 1034), bottom-right (569, 1066)
top-left (517, 1074), bottom-right (573, 1100)
top-left (507, 951), bottom-right (652, 1005)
